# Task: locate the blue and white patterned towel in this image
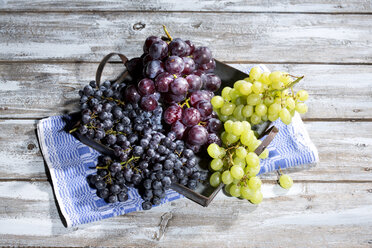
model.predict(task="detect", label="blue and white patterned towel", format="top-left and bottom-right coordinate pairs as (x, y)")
top-left (37, 65), bottom-right (318, 227)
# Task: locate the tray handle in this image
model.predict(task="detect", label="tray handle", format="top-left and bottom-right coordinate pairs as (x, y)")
top-left (95, 53), bottom-right (129, 87)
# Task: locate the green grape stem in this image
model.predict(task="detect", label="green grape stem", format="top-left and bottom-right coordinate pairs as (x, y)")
top-left (162, 25), bottom-right (173, 41)
top-left (69, 127), bottom-right (78, 133)
top-left (270, 75), bottom-right (304, 94)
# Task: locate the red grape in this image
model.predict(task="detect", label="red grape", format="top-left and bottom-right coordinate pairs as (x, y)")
top-left (155, 72), bottom-right (173, 93)
top-left (186, 125), bottom-right (208, 145)
top-left (164, 104), bottom-right (183, 124)
top-left (162, 93), bottom-right (186, 104)
top-left (145, 60), bottom-right (164, 79)
top-left (195, 100), bottom-right (213, 118)
top-left (149, 40), bottom-right (168, 60)
top-left (182, 57), bottom-right (196, 74)
top-left (138, 78), bottom-right (155, 96)
top-left (143, 36), bottom-right (161, 53)
top-left (165, 56), bottom-right (185, 74)
top-left (198, 59), bottom-right (216, 73)
top-left (169, 38), bottom-right (188, 57)
top-left (206, 132), bottom-right (222, 146)
top-left (207, 118), bottom-right (222, 133)
top-left (204, 73), bottom-right (221, 92)
top-left (124, 85), bottom-right (141, 103)
top-left (185, 74), bottom-right (202, 92)
top-left (140, 94), bottom-right (158, 111)
top-left (189, 90), bottom-right (211, 106)
top-left (185, 40), bottom-right (195, 55)
top-left (171, 120), bottom-right (186, 139)
top-left (193, 47), bottom-right (212, 64)
top-left (170, 77), bottom-right (189, 95)
top-left (182, 108), bottom-right (201, 126)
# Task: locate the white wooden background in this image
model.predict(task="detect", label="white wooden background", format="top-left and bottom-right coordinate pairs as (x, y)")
top-left (0, 1), bottom-right (372, 247)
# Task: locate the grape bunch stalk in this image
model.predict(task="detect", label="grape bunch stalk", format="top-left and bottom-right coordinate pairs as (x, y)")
top-left (125, 25), bottom-right (223, 152)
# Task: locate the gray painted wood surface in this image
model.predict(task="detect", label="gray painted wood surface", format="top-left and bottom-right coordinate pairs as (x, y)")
top-left (0, 1), bottom-right (371, 247)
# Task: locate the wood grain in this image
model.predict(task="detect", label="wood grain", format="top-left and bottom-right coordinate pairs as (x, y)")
top-left (0, 180), bottom-right (371, 247)
top-left (1, 63), bottom-right (371, 119)
top-left (0, 119), bottom-right (371, 181)
top-left (1, 0), bottom-right (371, 13)
top-left (0, 13), bottom-right (371, 63)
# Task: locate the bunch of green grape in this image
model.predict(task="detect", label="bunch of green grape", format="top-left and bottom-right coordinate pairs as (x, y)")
top-left (211, 66), bottom-right (309, 125)
top-left (207, 120), bottom-right (269, 204)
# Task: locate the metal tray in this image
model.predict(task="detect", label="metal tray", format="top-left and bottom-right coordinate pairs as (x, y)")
top-left (71, 54), bottom-right (278, 207)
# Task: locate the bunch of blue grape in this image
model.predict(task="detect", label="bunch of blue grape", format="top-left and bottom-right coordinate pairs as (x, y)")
top-left (124, 26), bottom-right (223, 152)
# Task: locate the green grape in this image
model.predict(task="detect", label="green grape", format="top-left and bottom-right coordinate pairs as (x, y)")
top-left (268, 103), bottom-right (282, 115)
top-left (231, 121), bottom-right (244, 136)
top-left (271, 80), bottom-right (284, 90)
top-left (247, 94), bottom-right (261, 106)
top-left (274, 97), bottom-right (282, 104)
top-left (221, 87), bottom-right (232, 101)
top-left (221, 170), bottom-right (234, 185)
top-left (219, 115), bottom-right (229, 122)
top-left (248, 139), bottom-right (261, 152)
top-left (250, 190), bottom-right (263, 204)
top-left (261, 115), bottom-right (268, 122)
top-left (233, 156), bottom-right (246, 168)
top-left (279, 174), bottom-right (293, 189)
top-left (229, 184), bottom-right (241, 197)
top-left (259, 71), bottom-right (271, 85)
top-left (279, 108), bottom-right (292, 125)
top-left (229, 88), bottom-right (241, 102)
top-left (234, 80), bottom-right (246, 90)
top-left (264, 96), bottom-right (274, 106)
top-left (224, 183), bottom-right (233, 195)
top-left (219, 147), bottom-right (226, 158)
top-left (245, 165), bottom-right (261, 178)
top-left (210, 172), bottom-right (221, 187)
top-left (211, 96), bottom-right (224, 109)
top-left (235, 96), bottom-right (247, 106)
top-left (233, 104), bottom-right (244, 120)
top-left (240, 186), bottom-right (253, 200)
top-left (296, 90), bottom-right (309, 101)
top-left (240, 130), bottom-right (255, 146)
top-left (226, 133), bottom-right (239, 144)
top-left (207, 143), bottom-right (221, 159)
top-left (238, 82), bottom-right (252, 95)
top-left (210, 158), bottom-right (224, 171)
top-left (286, 97), bottom-right (296, 110)
top-left (235, 147), bottom-right (248, 159)
top-left (269, 71), bottom-right (283, 84)
top-left (252, 81), bottom-right (264, 94)
top-left (244, 77), bottom-right (252, 83)
top-left (281, 74), bottom-right (292, 85)
top-left (224, 120), bottom-right (234, 133)
top-left (221, 102), bottom-right (236, 116)
top-left (221, 131), bottom-right (229, 145)
top-left (241, 121), bottom-right (251, 131)
top-left (249, 66), bottom-right (262, 81)
top-left (230, 165), bottom-right (244, 179)
top-left (268, 114), bottom-right (279, 122)
top-left (248, 176), bottom-right (262, 191)
top-left (246, 152), bottom-right (260, 167)
top-left (250, 113), bottom-right (261, 125)
top-left (255, 103), bottom-right (267, 116)
top-left (228, 116), bottom-right (238, 122)
top-left (259, 148), bottom-right (269, 159)
top-left (242, 105), bottom-right (254, 118)
top-left (295, 102), bottom-right (308, 114)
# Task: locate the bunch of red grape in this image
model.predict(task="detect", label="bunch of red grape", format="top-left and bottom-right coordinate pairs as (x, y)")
top-left (125, 28), bottom-right (223, 152)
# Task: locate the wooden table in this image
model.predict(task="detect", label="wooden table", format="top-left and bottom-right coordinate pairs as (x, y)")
top-left (0, 1), bottom-right (371, 247)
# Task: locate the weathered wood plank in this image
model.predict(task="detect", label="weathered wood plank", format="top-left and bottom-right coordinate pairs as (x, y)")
top-left (0, 120), bottom-right (371, 181)
top-left (1, 0), bottom-right (371, 13)
top-left (1, 63), bottom-right (371, 119)
top-left (0, 13), bottom-right (371, 63)
top-left (0, 181), bottom-right (371, 247)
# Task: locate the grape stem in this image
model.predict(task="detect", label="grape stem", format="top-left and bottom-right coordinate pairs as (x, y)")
top-left (69, 127), bottom-right (78, 133)
top-left (162, 25), bottom-right (173, 41)
top-left (270, 75), bottom-right (304, 94)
